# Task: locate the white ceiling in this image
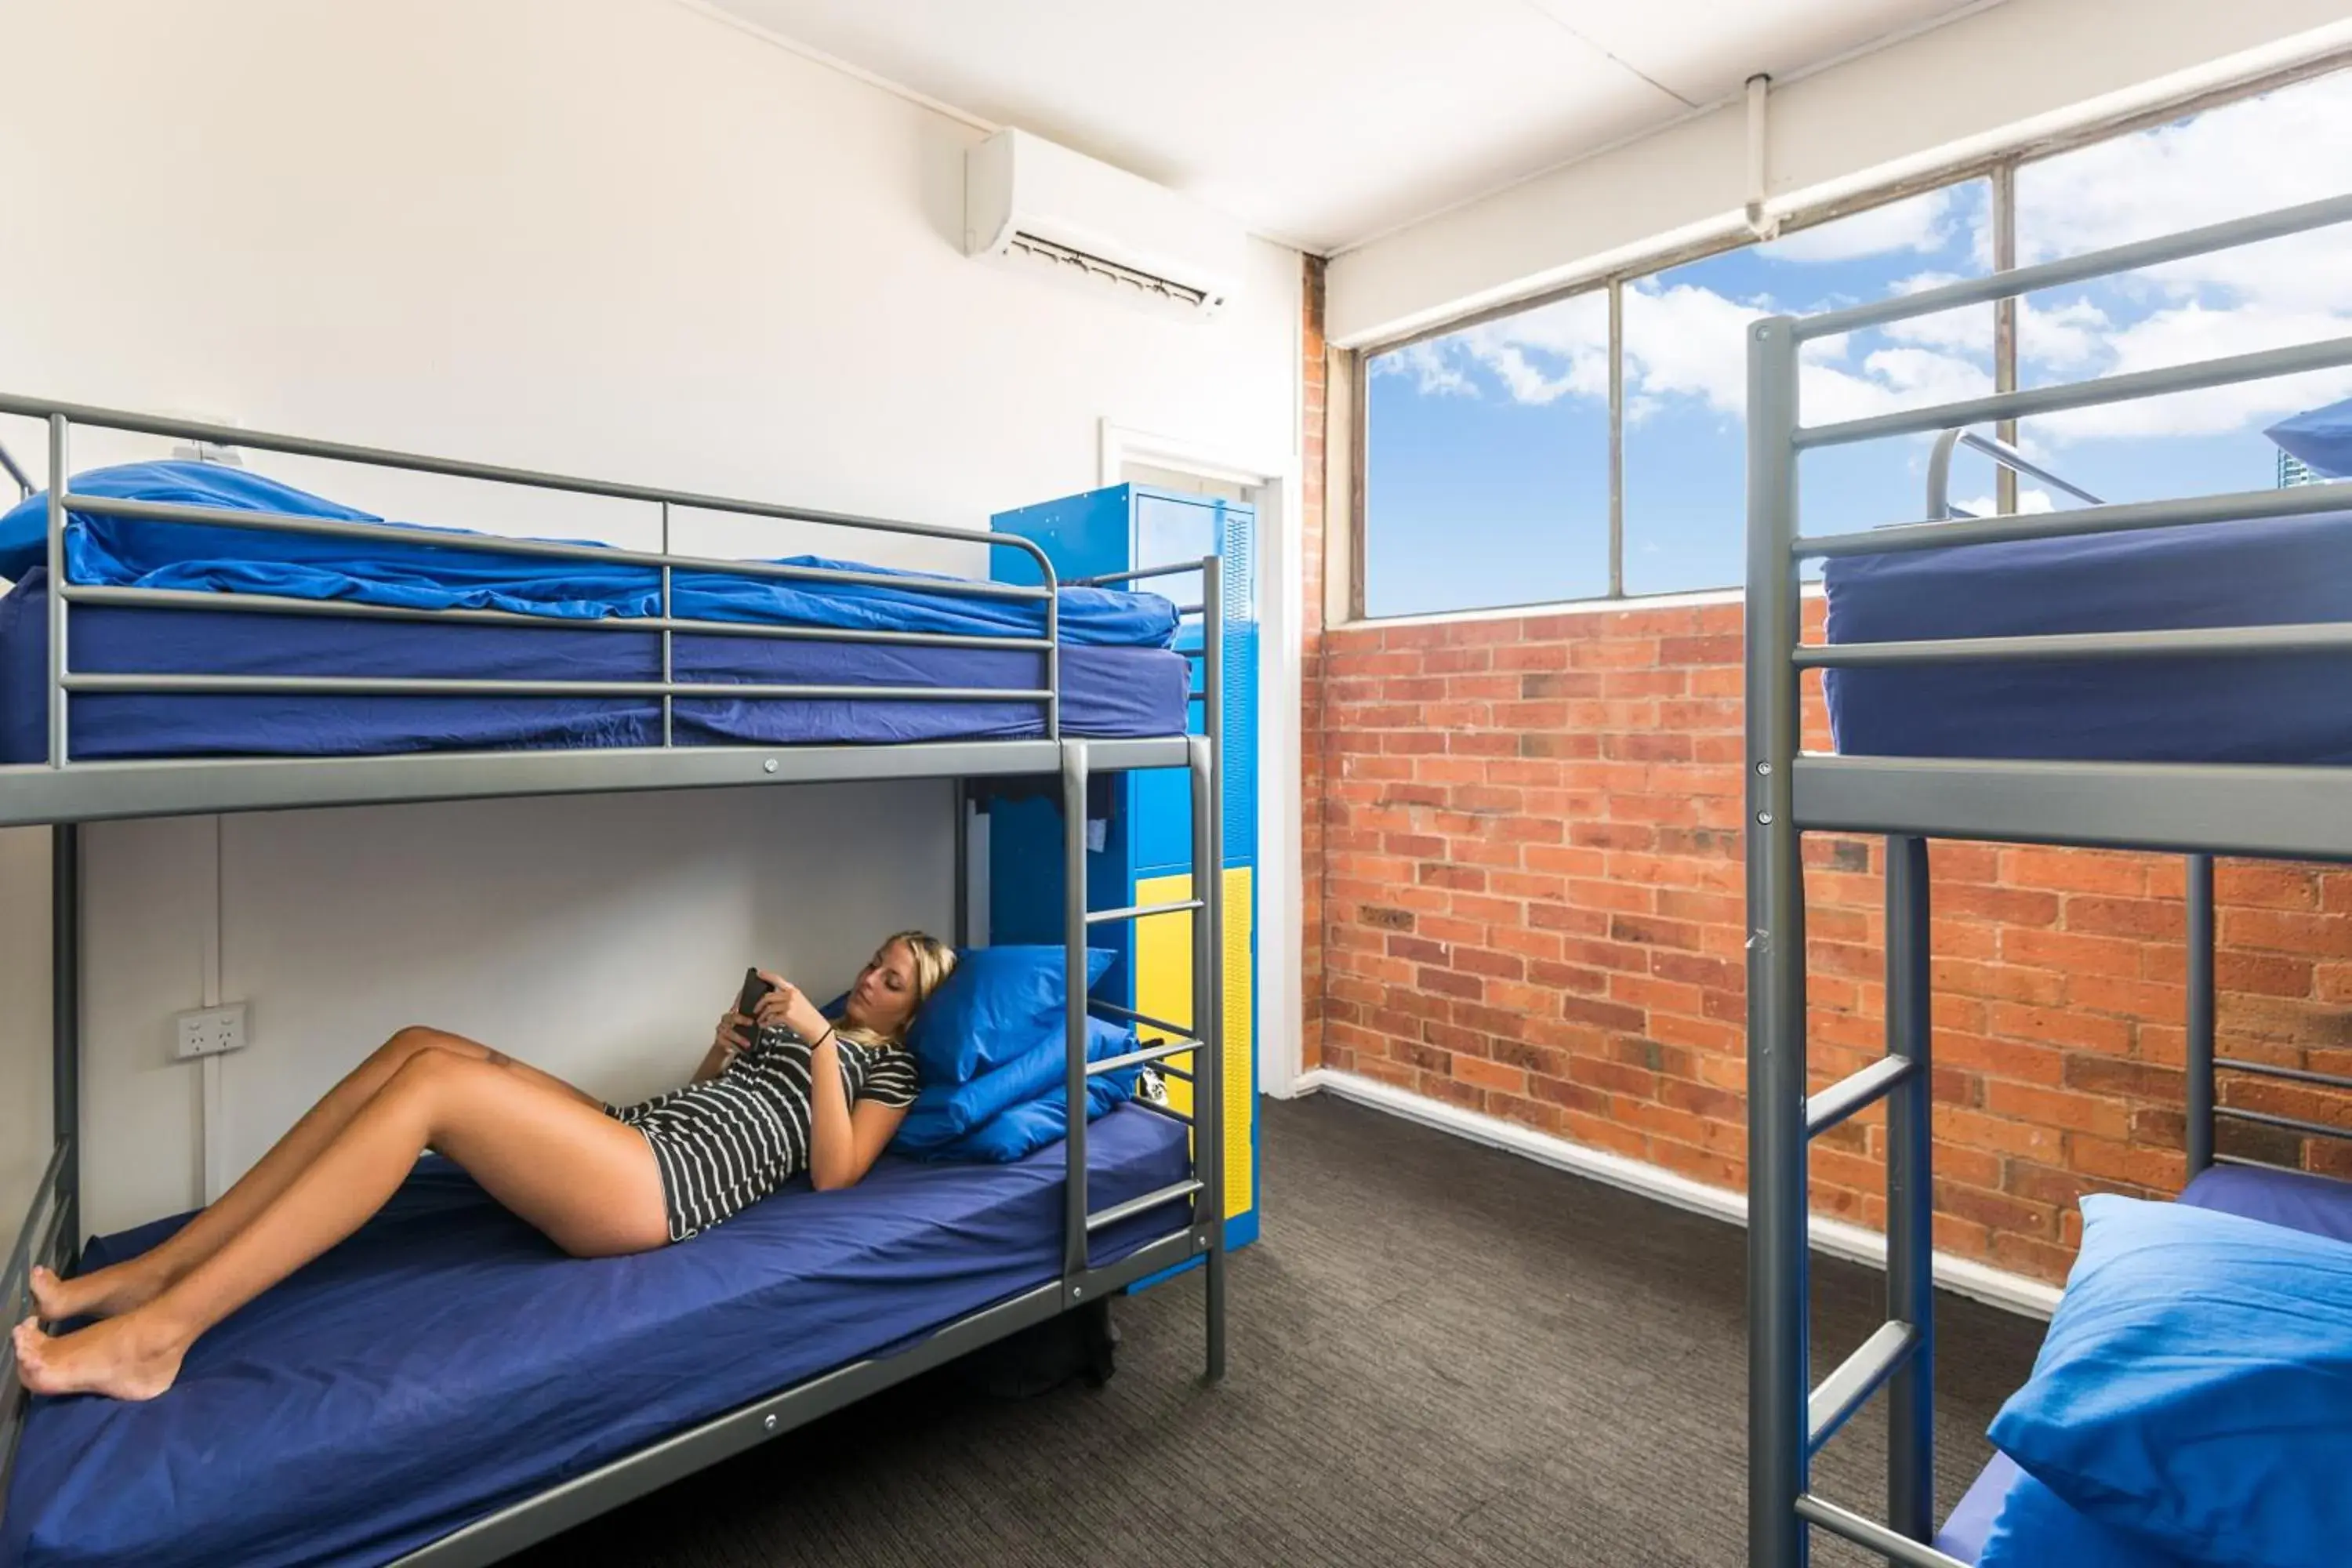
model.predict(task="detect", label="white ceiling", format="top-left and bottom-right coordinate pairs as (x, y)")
top-left (712, 0), bottom-right (1991, 253)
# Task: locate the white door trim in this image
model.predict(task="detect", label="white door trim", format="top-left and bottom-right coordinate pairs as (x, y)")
top-left (1097, 418), bottom-right (1302, 1101)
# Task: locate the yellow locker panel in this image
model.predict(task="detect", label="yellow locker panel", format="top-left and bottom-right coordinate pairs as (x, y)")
top-left (1132, 868), bottom-right (1254, 1221)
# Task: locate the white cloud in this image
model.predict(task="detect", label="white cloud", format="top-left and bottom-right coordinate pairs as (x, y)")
top-left (1955, 487), bottom-right (2057, 516)
top-left (1373, 339), bottom-right (1473, 397)
top-left (1762, 187), bottom-right (1958, 263)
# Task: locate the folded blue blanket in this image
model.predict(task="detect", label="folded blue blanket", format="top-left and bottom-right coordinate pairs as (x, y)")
top-left (0, 462), bottom-right (1176, 647)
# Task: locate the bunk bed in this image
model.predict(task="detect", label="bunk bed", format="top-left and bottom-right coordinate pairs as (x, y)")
top-left (0, 393), bottom-right (1232, 1568)
top-left (1743, 190), bottom-right (2352, 1568)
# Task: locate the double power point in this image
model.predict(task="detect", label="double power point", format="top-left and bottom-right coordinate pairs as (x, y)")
top-left (173, 1004), bottom-right (249, 1062)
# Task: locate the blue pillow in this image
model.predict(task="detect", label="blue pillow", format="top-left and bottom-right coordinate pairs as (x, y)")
top-left (906, 945), bottom-right (1112, 1086)
top-left (1991, 1195), bottom-right (2352, 1568)
top-left (920, 1069), bottom-right (1138, 1163)
top-left (893, 1016), bottom-right (1134, 1153)
top-left (1980, 1468), bottom-right (2190, 1568)
top-left (0, 459), bottom-right (380, 582)
top-left (2267, 395), bottom-right (2352, 479)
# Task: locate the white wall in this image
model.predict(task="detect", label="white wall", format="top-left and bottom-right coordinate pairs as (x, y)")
top-left (0, 0), bottom-right (1301, 1237)
top-left (1328, 0), bottom-right (2352, 346)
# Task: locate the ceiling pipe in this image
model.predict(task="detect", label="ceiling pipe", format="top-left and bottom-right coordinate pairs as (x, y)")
top-left (1745, 73), bottom-right (1780, 241)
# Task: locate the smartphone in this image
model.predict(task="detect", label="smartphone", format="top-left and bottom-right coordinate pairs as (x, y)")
top-left (736, 967), bottom-right (774, 1020)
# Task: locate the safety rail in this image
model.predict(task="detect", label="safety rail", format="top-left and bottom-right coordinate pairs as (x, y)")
top-left (1746, 189), bottom-right (2352, 1568)
top-left (2, 393), bottom-right (1079, 779)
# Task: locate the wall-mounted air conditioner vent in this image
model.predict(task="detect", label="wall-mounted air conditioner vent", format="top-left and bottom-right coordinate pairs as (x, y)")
top-left (965, 128), bottom-right (1244, 321)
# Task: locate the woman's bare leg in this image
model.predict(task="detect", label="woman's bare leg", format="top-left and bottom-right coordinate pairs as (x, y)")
top-left (31, 1028), bottom-right (604, 1323)
top-left (13, 1050), bottom-right (666, 1402)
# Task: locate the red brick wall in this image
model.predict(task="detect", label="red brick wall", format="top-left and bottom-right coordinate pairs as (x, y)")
top-left (1307, 594), bottom-right (2352, 1283)
top-left (1299, 256), bottom-right (1329, 1073)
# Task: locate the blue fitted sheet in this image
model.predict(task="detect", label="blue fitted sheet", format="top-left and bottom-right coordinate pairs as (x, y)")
top-left (1934, 1163), bottom-right (2352, 1563)
top-left (1822, 510), bottom-right (2352, 764)
top-left (1, 1105), bottom-right (1190, 1568)
top-left (0, 570), bottom-right (1191, 761)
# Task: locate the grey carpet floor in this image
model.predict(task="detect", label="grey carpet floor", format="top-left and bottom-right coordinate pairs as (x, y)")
top-left (515, 1094), bottom-right (2042, 1567)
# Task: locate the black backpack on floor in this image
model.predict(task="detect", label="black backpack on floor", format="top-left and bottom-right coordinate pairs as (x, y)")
top-left (949, 1298), bottom-right (1120, 1398)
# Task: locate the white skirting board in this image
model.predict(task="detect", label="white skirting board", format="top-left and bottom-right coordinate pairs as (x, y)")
top-left (1292, 1067), bottom-right (2063, 1320)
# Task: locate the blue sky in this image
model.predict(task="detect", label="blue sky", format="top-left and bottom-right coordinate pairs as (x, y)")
top-left (1364, 69), bottom-right (2352, 619)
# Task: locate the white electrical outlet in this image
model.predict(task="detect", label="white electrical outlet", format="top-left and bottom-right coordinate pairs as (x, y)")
top-left (174, 1004), bottom-right (248, 1062)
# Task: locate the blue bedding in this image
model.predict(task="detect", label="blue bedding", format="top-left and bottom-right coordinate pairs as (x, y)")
top-left (0, 462), bottom-right (1176, 645)
top-left (1936, 1163), bottom-right (2352, 1563)
top-left (1, 1105), bottom-right (1189, 1568)
top-left (0, 571), bottom-right (1190, 760)
top-left (1822, 510), bottom-right (2352, 764)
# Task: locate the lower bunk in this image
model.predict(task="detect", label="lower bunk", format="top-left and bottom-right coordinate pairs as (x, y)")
top-left (1935, 1161), bottom-right (2352, 1566)
top-left (2, 1105), bottom-right (1190, 1568)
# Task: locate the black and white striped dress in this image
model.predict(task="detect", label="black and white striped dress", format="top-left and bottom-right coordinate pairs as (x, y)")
top-left (604, 1029), bottom-right (920, 1242)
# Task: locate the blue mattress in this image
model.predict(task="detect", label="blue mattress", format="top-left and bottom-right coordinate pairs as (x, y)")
top-left (1, 1105), bottom-right (1190, 1568)
top-left (1822, 509), bottom-right (2352, 764)
top-left (0, 569), bottom-right (1191, 761)
top-left (1934, 1162), bottom-right (2352, 1562)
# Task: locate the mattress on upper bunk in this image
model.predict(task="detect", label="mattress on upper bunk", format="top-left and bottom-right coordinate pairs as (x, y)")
top-left (1932, 1161), bottom-right (2352, 1563)
top-left (0, 460), bottom-right (1192, 760)
top-left (1821, 508), bottom-right (2352, 764)
top-left (0, 1105), bottom-right (1190, 1568)
top-left (0, 572), bottom-right (1192, 760)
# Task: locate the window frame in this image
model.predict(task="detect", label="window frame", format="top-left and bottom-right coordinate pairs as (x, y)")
top-left (1348, 49), bottom-right (2352, 624)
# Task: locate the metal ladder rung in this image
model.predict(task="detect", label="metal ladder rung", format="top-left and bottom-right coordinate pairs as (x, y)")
top-left (1084, 1178), bottom-right (1205, 1232)
top-left (1804, 1054), bottom-right (1915, 1139)
top-left (1794, 1495), bottom-right (1969, 1568)
top-left (1089, 999), bottom-right (1203, 1044)
top-left (1806, 1319), bottom-right (1917, 1455)
top-left (2214, 1104), bottom-right (2352, 1143)
top-left (1087, 1038), bottom-right (1198, 1077)
top-left (1084, 898), bottom-right (1203, 927)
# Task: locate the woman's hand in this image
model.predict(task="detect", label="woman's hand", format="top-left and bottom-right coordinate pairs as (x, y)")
top-left (753, 973), bottom-right (832, 1045)
top-left (696, 1010), bottom-right (753, 1080)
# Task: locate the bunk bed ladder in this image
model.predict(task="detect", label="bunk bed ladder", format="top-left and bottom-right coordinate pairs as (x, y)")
top-left (1058, 554), bottom-right (1228, 1384)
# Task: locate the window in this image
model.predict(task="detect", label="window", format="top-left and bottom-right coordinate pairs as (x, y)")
top-left (2011, 68), bottom-right (2352, 509)
top-left (1363, 289), bottom-right (1610, 618)
top-left (1624, 183), bottom-right (1991, 593)
top-left (1353, 63), bottom-right (2352, 619)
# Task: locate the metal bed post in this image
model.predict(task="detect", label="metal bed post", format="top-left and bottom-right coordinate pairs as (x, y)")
top-left (45, 415), bottom-right (68, 770)
top-left (1745, 313), bottom-right (1809, 1568)
top-left (659, 502), bottom-right (673, 748)
top-left (53, 821), bottom-right (81, 1269)
top-left (2187, 854), bottom-right (2216, 1175)
top-left (1884, 835), bottom-right (1934, 1544)
top-left (1062, 739), bottom-right (1091, 1283)
top-left (1199, 554), bottom-right (1227, 1381)
top-left (951, 780), bottom-right (971, 949)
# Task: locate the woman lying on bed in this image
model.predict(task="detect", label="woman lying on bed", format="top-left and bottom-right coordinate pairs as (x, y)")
top-left (12, 931), bottom-right (956, 1403)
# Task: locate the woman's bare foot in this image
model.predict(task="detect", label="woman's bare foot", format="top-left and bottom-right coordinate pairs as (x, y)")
top-left (28, 1258), bottom-right (171, 1323)
top-left (12, 1312), bottom-right (187, 1402)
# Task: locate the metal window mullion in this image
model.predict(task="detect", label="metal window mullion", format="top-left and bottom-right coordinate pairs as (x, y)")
top-left (1608, 277), bottom-right (1625, 599)
top-left (1744, 315), bottom-right (1808, 1568)
top-left (1991, 161), bottom-right (2019, 518)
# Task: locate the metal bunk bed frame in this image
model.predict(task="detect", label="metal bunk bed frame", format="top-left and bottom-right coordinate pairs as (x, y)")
top-left (0, 393), bottom-right (1229, 1566)
top-left (1744, 191), bottom-right (2352, 1568)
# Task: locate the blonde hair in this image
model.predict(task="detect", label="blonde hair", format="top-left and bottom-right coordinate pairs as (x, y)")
top-left (833, 931), bottom-right (956, 1050)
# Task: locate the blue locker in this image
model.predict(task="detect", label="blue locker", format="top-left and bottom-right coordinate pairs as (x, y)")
top-left (989, 484), bottom-right (1260, 1251)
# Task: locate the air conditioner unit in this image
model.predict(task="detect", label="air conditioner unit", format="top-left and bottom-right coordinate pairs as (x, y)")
top-left (964, 127), bottom-right (1245, 320)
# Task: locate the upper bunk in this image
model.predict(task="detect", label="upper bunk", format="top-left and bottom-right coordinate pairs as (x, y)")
top-left (0, 393), bottom-right (1211, 829)
top-left (1750, 191), bottom-right (2352, 864)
